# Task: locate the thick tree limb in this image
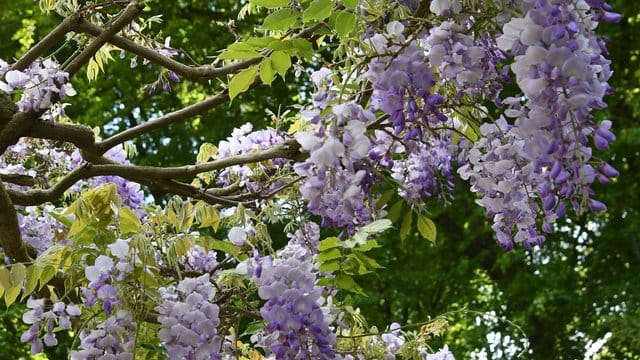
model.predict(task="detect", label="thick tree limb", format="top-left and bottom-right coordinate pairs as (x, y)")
top-left (26, 121), bottom-right (98, 151)
top-left (9, 140), bottom-right (302, 206)
top-left (0, 181), bottom-right (31, 262)
top-left (0, 173), bottom-right (36, 187)
top-left (77, 20), bottom-right (261, 81)
top-left (0, 91), bottom-right (17, 131)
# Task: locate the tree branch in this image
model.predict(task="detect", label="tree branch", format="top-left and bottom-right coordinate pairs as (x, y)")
top-left (95, 91), bottom-right (230, 153)
top-left (10, 12), bottom-right (82, 72)
top-left (64, 0), bottom-right (144, 77)
top-left (26, 121), bottom-right (98, 151)
top-left (8, 140), bottom-right (302, 206)
top-left (0, 173), bottom-right (36, 187)
top-left (92, 140), bottom-right (300, 180)
top-left (0, 1), bottom-right (143, 155)
top-left (0, 181), bottom-right (31, 262)
top-left (76, 19), bottom-right (261, 81)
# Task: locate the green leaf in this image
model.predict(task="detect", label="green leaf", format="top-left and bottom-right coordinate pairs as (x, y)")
top-left (376, 189), bottom-right (395, 208)
top-left (400, 211), bottom-right (413, 241)
top-left (334, 11), bottom-right (356, 37)
top-left (250, 0), bottom-right (289, 8)
top-left (196, 143), bottom-right (217, 164)
top-left (292, 39), bottom-right (313, 59)
top-left (318, 260), bottom-right (341, 272)
top-left (119, 207), bottom-right (142, 234)
top-left (318, 237), bottom-right (340, 251)
top-left (4, 285), bottom-right (20, 307)
top-left (317, 248), bottom-right (342, 262)
top-left (48, 211), bottom-right (72, 228)
top-left (218, 49), bottom-right (262, 60)
top-left (260, 58), bottom-right (275, 85)
top-left (39, 264), bottom-right (56, 290)
top-left (270, 51), bottom-right (291, 77)
top-left (302, 0), bottom-right (333, 23)
top-left (229, 65), bottom-right (259, 101)
top-left (417, 214), bottom-right (437, 243)
top-left (196, 203), bottom-right (221, 232)
top-left (353, 251), bottom-right (383, 270)
top-left (359, 219), bottom-right (392, 234)
top-left (357, 239), bottom-right (381, 252)
top-left (10, 263), bottom-right (26, 287)
top-left (388, 200), bottom-right (404, 223)
top-left (342, 0), bottom-right (357, 9)
top-left (241, 321), bottom-right (265, 337)
top-left (262, 9), bottom-right (299, 31)
top-left (316, 278), bottom-right (333, 286)
top-left (210, 239), bottom-right (238, 256)
top-left (335, 274), bottom-right (365, 295)
top-left (22, 265), bottom-right (41, 300)
top-left (0, 268), bottom-right (12, 289)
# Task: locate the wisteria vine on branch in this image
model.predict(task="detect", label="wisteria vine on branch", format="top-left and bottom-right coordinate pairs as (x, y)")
top-left (0, 0), bottom-right (621, 358)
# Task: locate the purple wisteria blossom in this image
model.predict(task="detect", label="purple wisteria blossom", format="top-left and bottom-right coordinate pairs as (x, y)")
top-left (156, 274), bottom-right (222, 359)
top-left (81, 240), bottom-right (134, 314)
top-left (0, 57), bottom-right (76, 116)
top-left (460, 0), bottom-right (619, 249)
top-left (240, 243), bottom-right (339, 359)
top-left (182, 245), bottom-right (219, 273)
top-left (70, 310), bottom-right (137, 360)
top-left (294, 68), bottom-right (379, 232)
top-left (21, 298), bottom-right (81, 354)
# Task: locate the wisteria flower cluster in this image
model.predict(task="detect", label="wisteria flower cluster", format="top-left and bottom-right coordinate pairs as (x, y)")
top-left (0, 57), bottom-right (76, 115)
top-left (156, 274), bottom-right (222, 359)
top-left (364, 21), bottom-right (461, 205)
top-left (21, 298), bottom-right (81, 354)
top-left (18, 205), bottom-right (65, 255)
top-left (242, 243), bottom-right (338, 359)
top-left (459, 0), bottom-right (620, 249)
top-left (209, 122), bottom-right (289, 195)
top-left (182, 245), bottom-right (219, 273)
top-left (424, 20), bottom-right (509, 102)
top-left (294, 70), bottom-right (377, 232)
top-left (70, 310), bottom-right (137, 360)
top-left (82, 240), bottom-right (134, 315)
top-left (365, 21), bottom-right (445, 138)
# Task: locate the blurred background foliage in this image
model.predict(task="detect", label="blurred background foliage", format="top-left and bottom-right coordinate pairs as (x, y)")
top-left (0, 0), bottom-right (638, 358)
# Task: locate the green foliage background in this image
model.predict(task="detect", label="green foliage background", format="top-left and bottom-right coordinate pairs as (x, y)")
top-left (0, 0), bottom-right (638, 358)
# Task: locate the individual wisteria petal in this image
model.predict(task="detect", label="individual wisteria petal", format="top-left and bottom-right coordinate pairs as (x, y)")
top-left (228, 226), bottom-right (247, 246)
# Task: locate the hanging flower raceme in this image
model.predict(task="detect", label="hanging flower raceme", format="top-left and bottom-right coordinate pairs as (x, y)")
top-left (240, 242), bottom-right (339, 359)
top-left (21, 298), bottom-right (81, 354)
top-left (294, 69), bottom-right (377, 233)
top-left (70, 310), bottom-right (137, 360)
top-left (156, 274), bottom-right (223, 359)
top-left (459, 0), bottom-right (620, 249)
